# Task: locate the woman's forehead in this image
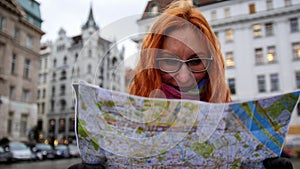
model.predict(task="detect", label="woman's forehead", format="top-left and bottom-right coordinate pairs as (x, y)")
top-left (162, 26), bottom-right (209, 52)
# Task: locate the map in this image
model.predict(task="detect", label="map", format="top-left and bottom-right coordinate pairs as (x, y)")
top-left (73, 81), bottom-right (300, 169)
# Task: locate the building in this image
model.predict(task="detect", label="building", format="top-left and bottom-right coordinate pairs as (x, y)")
top-left (46, 6), bottom-right (125, 144)
top-left (135, 0), bottom-right (300, 153)
top-left (37, 41), bottom-right (52, 142)
top-left (0, 0), bottom-right (44, 141)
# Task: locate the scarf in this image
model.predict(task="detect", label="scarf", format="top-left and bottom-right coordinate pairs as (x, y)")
top-left (161, 78), bottom-right (207, 100)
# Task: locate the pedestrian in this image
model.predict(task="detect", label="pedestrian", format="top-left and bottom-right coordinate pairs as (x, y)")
top-left (69, 1), bottom-right (293, 168)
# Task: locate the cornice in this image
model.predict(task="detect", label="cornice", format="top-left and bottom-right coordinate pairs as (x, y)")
top-left (210, 4), bottom-right (300, 28)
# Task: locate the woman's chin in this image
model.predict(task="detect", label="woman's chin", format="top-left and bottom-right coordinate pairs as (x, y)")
top-left (176, 85), bottom-right (198, 92)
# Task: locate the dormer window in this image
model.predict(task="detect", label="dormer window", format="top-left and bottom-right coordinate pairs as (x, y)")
top-left (149, 3), bottom-right (159, 16)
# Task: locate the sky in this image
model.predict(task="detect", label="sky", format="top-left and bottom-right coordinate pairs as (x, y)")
top-left (37, 0), bottom-right (150, 66)
top-left (37, 0), bottom-right (149, 42)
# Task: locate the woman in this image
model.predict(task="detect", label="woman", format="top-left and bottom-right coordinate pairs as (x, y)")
top-left (69, 1), bottom-right (292, 168)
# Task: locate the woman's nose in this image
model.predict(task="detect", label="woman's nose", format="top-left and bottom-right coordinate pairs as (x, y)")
top-left (175, 63), bottom-right (193, 83)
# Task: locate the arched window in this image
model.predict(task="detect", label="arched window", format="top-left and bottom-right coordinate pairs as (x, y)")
top-left (112, 57), bottom-right (117, 67)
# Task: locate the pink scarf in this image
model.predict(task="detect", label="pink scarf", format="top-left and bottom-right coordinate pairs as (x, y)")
top-left (160, 78), bottom-right (207, 100)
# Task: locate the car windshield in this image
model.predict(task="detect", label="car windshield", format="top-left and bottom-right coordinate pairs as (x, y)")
top-left (36, 144), bottom-right (52, 150)
top-left (10, 142), bottom-right (28, 151)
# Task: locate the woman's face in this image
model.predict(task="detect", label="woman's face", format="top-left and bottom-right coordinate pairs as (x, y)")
top-left (158, 26), bottom-right (210, 92)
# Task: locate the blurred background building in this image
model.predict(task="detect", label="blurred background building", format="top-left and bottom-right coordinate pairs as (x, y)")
top-left (0, 0), bottom-right (44, 142)
top-left (44, 5), bottom-right (125, 145)
top-left (134, 0), bottom-right (300, 156)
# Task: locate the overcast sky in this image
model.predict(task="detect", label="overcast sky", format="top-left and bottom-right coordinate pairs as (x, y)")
top-left (36, 0), bottom-right (150, 67)
top-left (37, 0), bottom-right (149, 42)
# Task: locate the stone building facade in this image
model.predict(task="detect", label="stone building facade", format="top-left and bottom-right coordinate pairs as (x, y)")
top-left (0, 0), bottom-right (43, 141)
top-left (46, 6), bottom-right (125, 144)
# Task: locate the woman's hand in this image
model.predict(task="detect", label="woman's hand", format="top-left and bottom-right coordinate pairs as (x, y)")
top-left (263, 157), bottom-right (293, 169)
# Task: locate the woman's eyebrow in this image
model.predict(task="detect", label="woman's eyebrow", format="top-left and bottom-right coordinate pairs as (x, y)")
top-left (157, 51), bottom-right (177, 58)
top-left (188, 52), bottom-right (208, 58)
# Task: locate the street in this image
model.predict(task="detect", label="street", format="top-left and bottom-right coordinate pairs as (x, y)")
top-left (0, 157), bottom-right (299, 168)
top-left (0, 158), bottom-right (81, 169)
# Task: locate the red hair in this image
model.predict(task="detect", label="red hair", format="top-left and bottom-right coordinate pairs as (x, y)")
top-left (129, 1), bottom-right (231, 103)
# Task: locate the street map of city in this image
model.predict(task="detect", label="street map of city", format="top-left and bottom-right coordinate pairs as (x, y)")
top-left (73, 81), bottom-right (300, 169)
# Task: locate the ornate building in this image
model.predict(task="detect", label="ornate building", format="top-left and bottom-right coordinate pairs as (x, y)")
top-left (0, 0), bottom-right (44, 141)
top-left (46, 6), bottom-right (125, 144)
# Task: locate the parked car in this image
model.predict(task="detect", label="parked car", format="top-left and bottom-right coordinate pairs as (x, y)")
top-left (9, 142), bottom-right (35, 161)
top-left (32, 143), bottom-right (56, 160)
top-left (68, 144), bottom-right (80, 157)
top-left (55, 144), bottom-right (71, 158)
top-left (0, 146), bottom-right (12, 163)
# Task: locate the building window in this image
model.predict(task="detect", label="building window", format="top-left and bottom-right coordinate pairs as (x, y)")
top-left (225, 29), bottom-right (234, 42)
top-left (14, 27), bottom-right (20, 42)
top-left (52, 72), bottom-right (56, 82)
top-left (296, 71), bottom-right (300, 89)
top-left (52, 87), bottom-right (55, 97)
top-left (20, 114), bottom-right (28, 137)
top-left (60, 99), bottom-right (66, 111)
top-left (26, 34), bottom-right (33, 48)
top-left (53, 59), bottom-right (57, 67)
top-left (224, 8), bottom-right (230, 18)
top-left (75, 53), bottom-right (78, 61)
top-left (257, 75), bottom-right (266, 93)
top-left (23, 59), bottom-right (30, 79)
top-left (228, 78), bottom-right (236, 95)
top-left (7, 112), bottom-right (13, 135)
top-left (253, 24), bottom-right (262, 38)
top-left (69, 118), bottom-right (75, 132)
top-left (267, 46), bottom-right (276, 63)
top-left (88, 64), bottom-right (92, 73)
top-left (9, 86), bottom-right (15, 100)
top-left (292, 42), bottom-right (300, 60)
top-left (51, 100), bottom-right (55, 111)
top-left (41, 102), bottom-right (45, 114)
top-left (211, 10), bottom-right (217, 20)
top-left (285, 0), bottom-right (292, 7)
top-left (266, 0), bottom-right (273, 10)
top-left (63, 56), bottom-right (67, 65)
top-left (270, 73), bottom-right (279, 91)
top-left (61, 70), bottom-right (66, 80)
top-left (11, 53), bottom-right (17, 74)
top-left (0, 16), bottom-right (6, 31)
top-left (225, 52), bottom-right (235, 68)
top-left (58, 118), bottom-right (65, 133)
top-left (42, 89), bottom-right (46, 98)
top-left (22, 89), bottom-right (30, 102)
top-left (255, 48), bottom-right (264, 65)
top-left (60, 84), bottom-right (65, 96)
top-left (249, 4), bottom-right (256, 14)
top-left (37, 89), bottom-right (40, 99)
top-left (48, 119), bottom-right (55, 133)
top-left (149, 3), bottom-right (159, 16)
top-left (265, 23), bottom-right (273, 36)
top-left (214, 31), bottom-right (218, 38)
top-left (290, 18), bottom-right (299, 33)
